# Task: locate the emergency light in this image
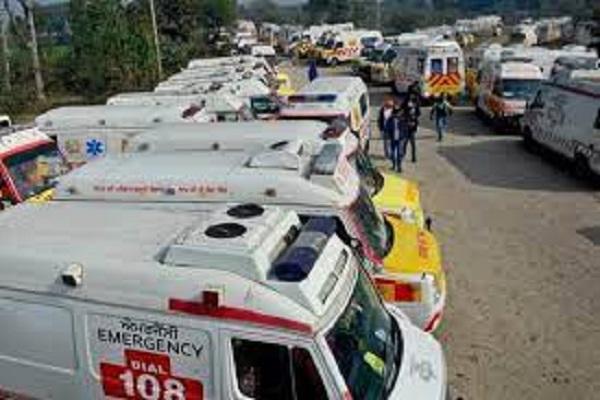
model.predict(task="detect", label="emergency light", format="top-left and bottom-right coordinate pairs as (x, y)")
top-left (271, 217), bottom-right (337, 282)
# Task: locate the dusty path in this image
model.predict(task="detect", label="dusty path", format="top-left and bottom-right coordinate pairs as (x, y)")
top-left (282, 62), bottom-right (600, 399)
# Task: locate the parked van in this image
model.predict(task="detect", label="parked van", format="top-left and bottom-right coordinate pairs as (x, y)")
top-left (279, 77), bottom-right (371, 148)
top-left (128, 121), bottom-right (426, 228)
top-left (55, 145), bottom-right (447, 331)
top-left (476, 58), bottom-right (544, 130)
top-left (0, 128), bottom-right (69, 207)
top-left (521, 69), bottom-right (600, 177)
top-left (0, 202), bottom-right (448, 399)
top-left (317, 30), bottom-right (383, 66)
top-left (391, 40), bottom-right (465, 99)
top-left (35, 105), bottom-right (212, 166)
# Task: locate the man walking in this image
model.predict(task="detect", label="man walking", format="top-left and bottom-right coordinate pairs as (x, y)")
top-left (386, 102), bottom-right (409, 172)
top-left (377, 95), bottom-right (394, 159)
top-left (402, 92), bottom-right (421, 162)
top-left (430, 93), bottom-right (453, 142)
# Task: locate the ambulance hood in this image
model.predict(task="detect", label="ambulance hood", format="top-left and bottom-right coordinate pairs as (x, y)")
top-left (389, 306), bottom-right (447, 399)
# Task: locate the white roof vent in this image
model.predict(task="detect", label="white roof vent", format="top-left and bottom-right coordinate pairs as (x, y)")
top-left (247, 141), bottom-right (305, 170)
top-left (161, 205), bottom-right (301, 282)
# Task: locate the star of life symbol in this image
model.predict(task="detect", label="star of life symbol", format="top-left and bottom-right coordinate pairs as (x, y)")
top-left (86, 139), bottom-right (105, 157)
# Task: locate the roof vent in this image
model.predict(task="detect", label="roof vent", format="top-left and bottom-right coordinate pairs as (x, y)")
top-left (205, 223), bottom-right (247, 239)
top-left (227, 204), bottom-right (265, 219)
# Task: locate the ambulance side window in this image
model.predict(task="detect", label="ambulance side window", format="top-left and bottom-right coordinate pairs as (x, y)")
top-left (431, 59), bottom-right (443, 75)
top-left (232, 338), bottom-right (328, 400)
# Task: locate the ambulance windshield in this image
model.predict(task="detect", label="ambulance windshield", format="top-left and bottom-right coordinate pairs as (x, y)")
top-left (501, 79), bottom-right (541, 100)
top-left (352, 150), bottom-right (384, 196)
top-left (326, 267), bottom-right (402, 399)
top-left (5, 143), bottom-right (69, 200)
top-left (345, 187), bottom-right (391, 259)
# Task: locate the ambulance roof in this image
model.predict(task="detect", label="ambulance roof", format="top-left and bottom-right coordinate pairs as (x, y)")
top-left (129, 120), bottom-right (329, 153)
top-left (0, 127), bottom-right (52, 157)
top-left (0, 202), bottom-right (355, 332)
top-left (281, 77), bottom-right (365, 117)
top-left (35, 105), bottom-right (209, 130)
top-left (500, 61), bottom-right (543, 79)
top-left (55, 150), bottom-right (347, 207)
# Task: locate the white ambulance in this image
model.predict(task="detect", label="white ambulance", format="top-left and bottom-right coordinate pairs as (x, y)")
top-left (55, 145), bottom-right (447, 332)
top-left (35, 105), bottom-right (212, 167)
top-left (127, 121), bottom-right (427, 228)
top-left (391, 40), bottom-right (465, 99)
top-left (0, 202), bottom-right (448, 399)
top-left (521, 69), bottom-right (600, 177)
top-left (476, 57), bottom-right (544, 130)
top-left (279, 77), bottom-right (371, 148)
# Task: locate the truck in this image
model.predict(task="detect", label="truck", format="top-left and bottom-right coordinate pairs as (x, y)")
top-left (0, 200), bottom-right (449, 399)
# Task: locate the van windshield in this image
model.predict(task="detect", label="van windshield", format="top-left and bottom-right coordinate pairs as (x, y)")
top-left (501, 79), bottom-right (541, 100)
top-left (344, 187), bottom-right (391, 260)
top-left (352, 150), bottom-right (384, 196)
top-left (326, 267), bottom-right (402, 399)
top-left (4, 143), bottom-right (69, 200)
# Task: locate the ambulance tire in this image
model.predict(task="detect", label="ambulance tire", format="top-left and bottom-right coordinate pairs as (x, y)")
top-left (573, 152), bottom-right (592, 180)
top-left (522, 128), bottom-right (538, 154)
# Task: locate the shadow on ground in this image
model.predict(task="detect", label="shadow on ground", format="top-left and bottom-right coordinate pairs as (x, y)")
top-left (437, 137), bottom-right (597, 193)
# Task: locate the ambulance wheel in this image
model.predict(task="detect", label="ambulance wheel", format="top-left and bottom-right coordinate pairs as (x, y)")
top-left (522, 128), bottom-right (537, 153)
top-left (573, 153), bottom-right (592, 180)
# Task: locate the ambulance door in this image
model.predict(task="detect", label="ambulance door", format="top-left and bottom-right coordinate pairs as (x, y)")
top-left (0, 292), bottom-right (81, 399)
top-left (222, 330), bottom-right (338, 400)
top-left (82, 306), bottom-right (217, 400)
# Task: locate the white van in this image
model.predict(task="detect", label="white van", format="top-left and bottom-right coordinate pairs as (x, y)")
top-left (35, 105), bottom-right (212, 166)
top-left (55, 145), bottom-right (447, 332)
top-left (127, 121), bottom-right (427, 228)
top-left (107, 92), bottom-right (252, 122)
top-left (279, 77), bottom-right (371, 148)
top-left (0, 202), bottom-right (448, 399)
top-left (521, 69), bottom-right (600, 177)
top-left (476, 57), bottom-right (544, 129)
top-left (391, 40), bottom-right (465, 99)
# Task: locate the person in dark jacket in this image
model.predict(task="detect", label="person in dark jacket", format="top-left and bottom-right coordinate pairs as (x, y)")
top-left (308, 59), bottom-right (318, 82)
top-left (401, 92), bottom-right (421, 162)
top-left (386, 103), bottom-right (409, 172)
top-left (377, 95), bottom-right (395, 159)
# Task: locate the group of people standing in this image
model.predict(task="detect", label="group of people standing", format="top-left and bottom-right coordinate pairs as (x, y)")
top-left (377, 88), bottom-right (453, 173)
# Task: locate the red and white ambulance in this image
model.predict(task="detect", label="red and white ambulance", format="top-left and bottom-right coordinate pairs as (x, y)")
top-left (0, 127), bottom-right (69, 207)
top-left (0, 202), bottom-right (448, 399)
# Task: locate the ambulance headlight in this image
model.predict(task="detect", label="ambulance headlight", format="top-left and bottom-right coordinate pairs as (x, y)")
top-left (398, 207), bottom-right (417, 225)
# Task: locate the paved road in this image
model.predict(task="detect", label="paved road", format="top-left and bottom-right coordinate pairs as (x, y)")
top-left (283, 62), bottom-right (600, 399)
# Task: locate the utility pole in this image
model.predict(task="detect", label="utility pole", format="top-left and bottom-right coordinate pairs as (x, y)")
top-left (375, 0), bottom-right (383, 31)
top-left (148, 0), bottom-right (162, 80)
top-left (0, 8), bottom-right (10, 92)
top-left (24, 0), bottom-right (45, 102)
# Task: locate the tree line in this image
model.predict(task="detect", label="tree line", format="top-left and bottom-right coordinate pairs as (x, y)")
top-left (0, 0), bottom-right (236, 120)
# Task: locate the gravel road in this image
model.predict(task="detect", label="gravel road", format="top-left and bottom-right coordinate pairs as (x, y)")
top-left (283, 62), bottom-right (600, 399)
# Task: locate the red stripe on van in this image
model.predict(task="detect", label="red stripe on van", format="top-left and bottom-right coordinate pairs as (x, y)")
top-left (168, 298), bottom-right (313, 335)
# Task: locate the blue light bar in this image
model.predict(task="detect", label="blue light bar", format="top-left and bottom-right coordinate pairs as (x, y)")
top-left (271, 217), bottom-right (337, 282)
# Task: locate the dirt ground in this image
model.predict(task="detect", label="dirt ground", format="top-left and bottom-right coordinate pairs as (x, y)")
top-left (284, 62), bottom-right (600, 399)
